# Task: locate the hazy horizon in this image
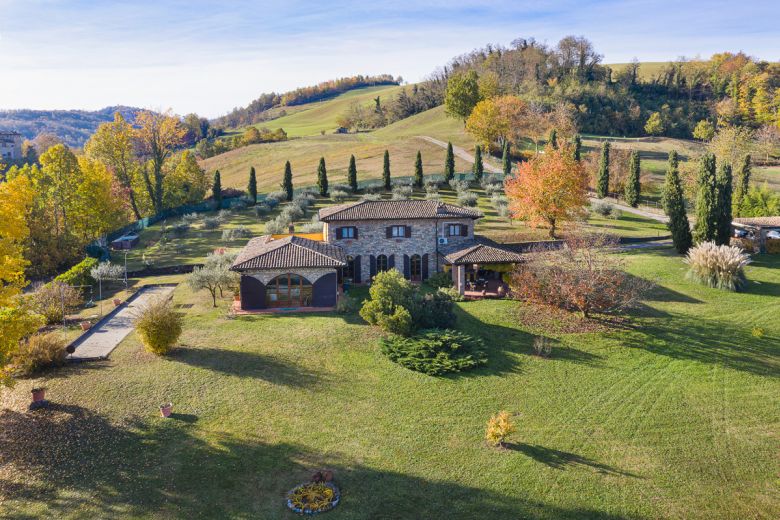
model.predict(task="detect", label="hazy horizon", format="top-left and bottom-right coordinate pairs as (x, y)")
top-left (1, 0), bottom-right (778, 118)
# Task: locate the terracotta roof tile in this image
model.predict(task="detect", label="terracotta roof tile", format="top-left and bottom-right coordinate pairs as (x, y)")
top-left (319, 199), bottom-right (482, 221)
top-left (231, 235), bottom-right (346, 270)
top-left (442, 237), bottom-right (526, 265)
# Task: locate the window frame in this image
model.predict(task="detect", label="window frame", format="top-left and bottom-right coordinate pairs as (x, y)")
top-left (338, 226), bottom-right (356, 239)
top-left (391, 225), bottom-right (406, 238)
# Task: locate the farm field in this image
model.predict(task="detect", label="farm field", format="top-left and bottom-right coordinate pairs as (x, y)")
top-left (2, 249), bottom-right (778, 519)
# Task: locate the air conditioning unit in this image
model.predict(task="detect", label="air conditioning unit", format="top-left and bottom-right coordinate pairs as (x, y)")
top-left (437, 237), bottom-right (448, 245)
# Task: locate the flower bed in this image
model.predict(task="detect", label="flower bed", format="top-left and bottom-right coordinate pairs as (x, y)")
top-left (286, 482), bottom-right (340, 515)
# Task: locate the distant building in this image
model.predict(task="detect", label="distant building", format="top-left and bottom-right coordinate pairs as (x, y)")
top-left (0, 131), bottom-right (23, 162)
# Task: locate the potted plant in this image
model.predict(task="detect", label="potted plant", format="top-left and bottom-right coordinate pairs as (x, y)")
top-left (160, 402), bottom-right (173, 418)
top-left (113, 298), bottom-right (122, 306)
top-left (80, 320), bottom-right (91, 331)
top-left (31, 387), bottom-right (46, 403)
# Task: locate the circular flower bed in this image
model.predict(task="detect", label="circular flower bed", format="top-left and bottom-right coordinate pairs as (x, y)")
top-left (286, 482), bottom-right (340, 514)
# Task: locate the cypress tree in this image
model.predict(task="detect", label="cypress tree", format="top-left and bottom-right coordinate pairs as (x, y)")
top-left (733, 154), bottom-right (751, 217)
top-left (662, 151), bottom-right (693, 254)
top-left (596, 141), bottom-right (610, 198)
top-left (382, 150), bottom-right (391, 190)
top-left (473, 145), bottom-right (484, 183)
top-left (348, 155), bottom-right (358, 192)
top-left (445, 141), bottom-right (455, 182)
top-left (248, 166), bottom-right (257, 205)
top-left (413, 151), bottom-right (424, 188)
top-left (283, 161), bottom-right (293, 201)
top-left (693, 153), bottom-right (718, 244)
top-left (212, 170), bottom-right (222, 209)
top-left (715, 162), bottom-right (733, 245)
top-left (502, 141), bottom-right (512, 176)
top-left (625, 151), bottom-right (641, 207)
top-left (317, 157), bottom-right (328, 196)
top-left (548, 128), bottom-right (558, 149)
top-left (573, 134), bottom-right (582, 162)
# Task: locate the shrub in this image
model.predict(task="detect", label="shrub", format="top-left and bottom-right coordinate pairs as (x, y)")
top-left (591, 201), bottom-right (613, 217)
top-left (532, 336), bottom-right (554, 357)
top-left (231, 199), bottom-right (248, 211)
top-left (485, 411), bottom-right (516, 447)
top-left (484, 182), bottom-right (504, 197)
top-left (335, 294), bottom-right (358, 314)
top-left (360, 193), bottom-right (382, 201)
top-left (409, 290), bottom-right (457, 329)
top-left (300, 215), bottom-right (324, 233)
top-left (203, 216), bottom-right (220, 229)
top-left (449, 179), bottom-right (469, 193)
top-left (751, 327), bottom-right (765, 338)
top-left (380, 329), bottom-right (487, 375)
top-left (90, 261), bottom-right (125, 286)
top-left (425, 270), bottom-right (453, 289)
top-left (281, 203), bottom-right (305, 221)
top-left (331, 189), bottom-right (349, 203)
top-left (510, 234), bottom-right (651, 318)
top-left (134, 297), bottom-right (182, 355)
top-left (359, 269), bottom-right (415, 334)
top-left (264, 196), bottom-right (280, 209)
top-left (222, 226), bottom-right (251, 241)
top-left (266, 214), bottom-right (292, 234)
top-left (29, 281), bottom-right (83, 324)
top-left (216, 209), bottom-right (232, 223)
top-left (171, 221), bottom-right (190, 237)
top-left (182, 212), bottom-right (200, 223)
top-left (266, 190), bottom-right (288, 204)
top-left (376, 305), bottom-right (413, 336)
top-left (425, 192), bottom-right (441, 201)
top-left (11, 333), bottom-right (68, 376)
top-left (457, 190), bottom-right (478, 207)
top-left (392, 184), bottom-right (413, 200)
top-left (55, 257), bottom-right (99, 288)
top-left (684, 241), bottom-right (751, 291)
top-left (438, 286), bottom-right (464, 302)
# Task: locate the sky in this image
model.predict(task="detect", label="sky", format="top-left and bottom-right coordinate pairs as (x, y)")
top-left (1, 0), bottom-right (779, 118)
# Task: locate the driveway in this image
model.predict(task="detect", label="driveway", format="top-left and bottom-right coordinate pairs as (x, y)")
top-left (68, 285), bottom-right (176, 361)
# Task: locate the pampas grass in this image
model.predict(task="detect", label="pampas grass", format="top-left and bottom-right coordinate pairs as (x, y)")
top-left (684, 241), bottom-right (751, 291)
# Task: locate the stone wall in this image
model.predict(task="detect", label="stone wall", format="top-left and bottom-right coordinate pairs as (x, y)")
top-left (325, 217), bottom-right (475, 280)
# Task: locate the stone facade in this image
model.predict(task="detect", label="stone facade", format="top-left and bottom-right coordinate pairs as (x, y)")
top-left (0, 132), bottom-right (22, 162)
top-left (323, 217), bottom-right (474, 282)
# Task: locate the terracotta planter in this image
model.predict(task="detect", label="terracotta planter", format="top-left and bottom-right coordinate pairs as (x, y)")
top-left (80, 321), bottom-right (91, 331)
top-left (160, 403), bottom-right (173, 418)
top-left (31, 388), bottom-right (46, 402)
top-left (233, 294), bottom-right (240, 302)
top-left (112, 298), bottom-right (122, 306)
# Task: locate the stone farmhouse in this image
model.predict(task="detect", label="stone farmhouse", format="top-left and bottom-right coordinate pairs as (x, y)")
top-left (231, 199), bottom-right (525, 310)
top-left (0, 131), bottom-right (23, 162)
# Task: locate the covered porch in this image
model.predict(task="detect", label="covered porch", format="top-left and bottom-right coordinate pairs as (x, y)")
top-left (442, 238), bottom-right (525, 298)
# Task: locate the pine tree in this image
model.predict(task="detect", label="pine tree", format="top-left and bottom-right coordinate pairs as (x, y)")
top-left (248, 166), bottom-right (257, 205)
top-left (348, 154), bottom-right (358, 192)
top-left (596, 141), bottom-right (610, 198)
top-left (413, 151), bottom-right (424, 188)
top-left (624, 151), bottom-right (640, 207)
top-left (283, 161), bottom-right (293, 201)
top-left (573, 134), bottom-right (582, 162)
top-left (317, 157), bottom-right (328, 196)
top-left (715, 162), bottom-right (733, 245)
top-left (693, 153), bottom-right (718, 244)
top-left (212, 170), bottom-right (222, 209)
top-left (382, 150), bottom-right (391, 190)
top-left (445, 141), bottom-right (455, 182)
top-left (502, 141), bottom-right (512, 176)
top-left (662, 151), bottom-right (693, 254)
top-left (548, 128), bottom-right (558, 149)
top-left (733, 154), bottom-right (751, 217)
top-left (473, 145), bottom-right (484, 183)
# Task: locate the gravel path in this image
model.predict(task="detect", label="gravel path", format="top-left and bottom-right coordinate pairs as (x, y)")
top-left (68, 285), bottom-right (176, 361)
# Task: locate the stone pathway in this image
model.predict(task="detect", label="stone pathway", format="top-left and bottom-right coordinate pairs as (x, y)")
top-left (68, 285), bottom-right (176, 361)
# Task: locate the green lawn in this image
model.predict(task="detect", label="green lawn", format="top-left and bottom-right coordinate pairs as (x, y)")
top-left (1, 249), bottom-right (778, 519)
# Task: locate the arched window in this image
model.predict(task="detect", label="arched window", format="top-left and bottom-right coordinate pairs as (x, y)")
top-left (343, 256), bottom-right (355, 282)
top-left (410, 254), bottom-right (422, 281)
top-left (265, 273), bottom-right (313, 307)
top-left (376, 254), bottom-right (388, 272)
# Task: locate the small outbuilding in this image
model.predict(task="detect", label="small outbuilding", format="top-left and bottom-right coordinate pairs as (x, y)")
top-left (230, 235), bottom-right (346, 310)
top-left (111, 234), bottom-right (140, 250)
top-left (732, 217), bottom-right (780, 253)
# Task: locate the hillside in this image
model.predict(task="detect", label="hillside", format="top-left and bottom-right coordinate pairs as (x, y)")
top-left (0, 106), bottom-right (140, 147)
top-left (606, 62), bottom-right (670, 82)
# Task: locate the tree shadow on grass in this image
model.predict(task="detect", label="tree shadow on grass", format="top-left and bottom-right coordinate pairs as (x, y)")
top-left (505, 442), bottom-right (642, 478)
top-left (169, 346), bottom-right (322, 388)
top-left (0, 404), bottom-right (640, 520)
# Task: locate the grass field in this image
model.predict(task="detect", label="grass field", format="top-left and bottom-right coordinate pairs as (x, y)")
top-left (2, 249), bottom-right (778, 519)
top-left (203, 86), bottom-right (778, 203)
